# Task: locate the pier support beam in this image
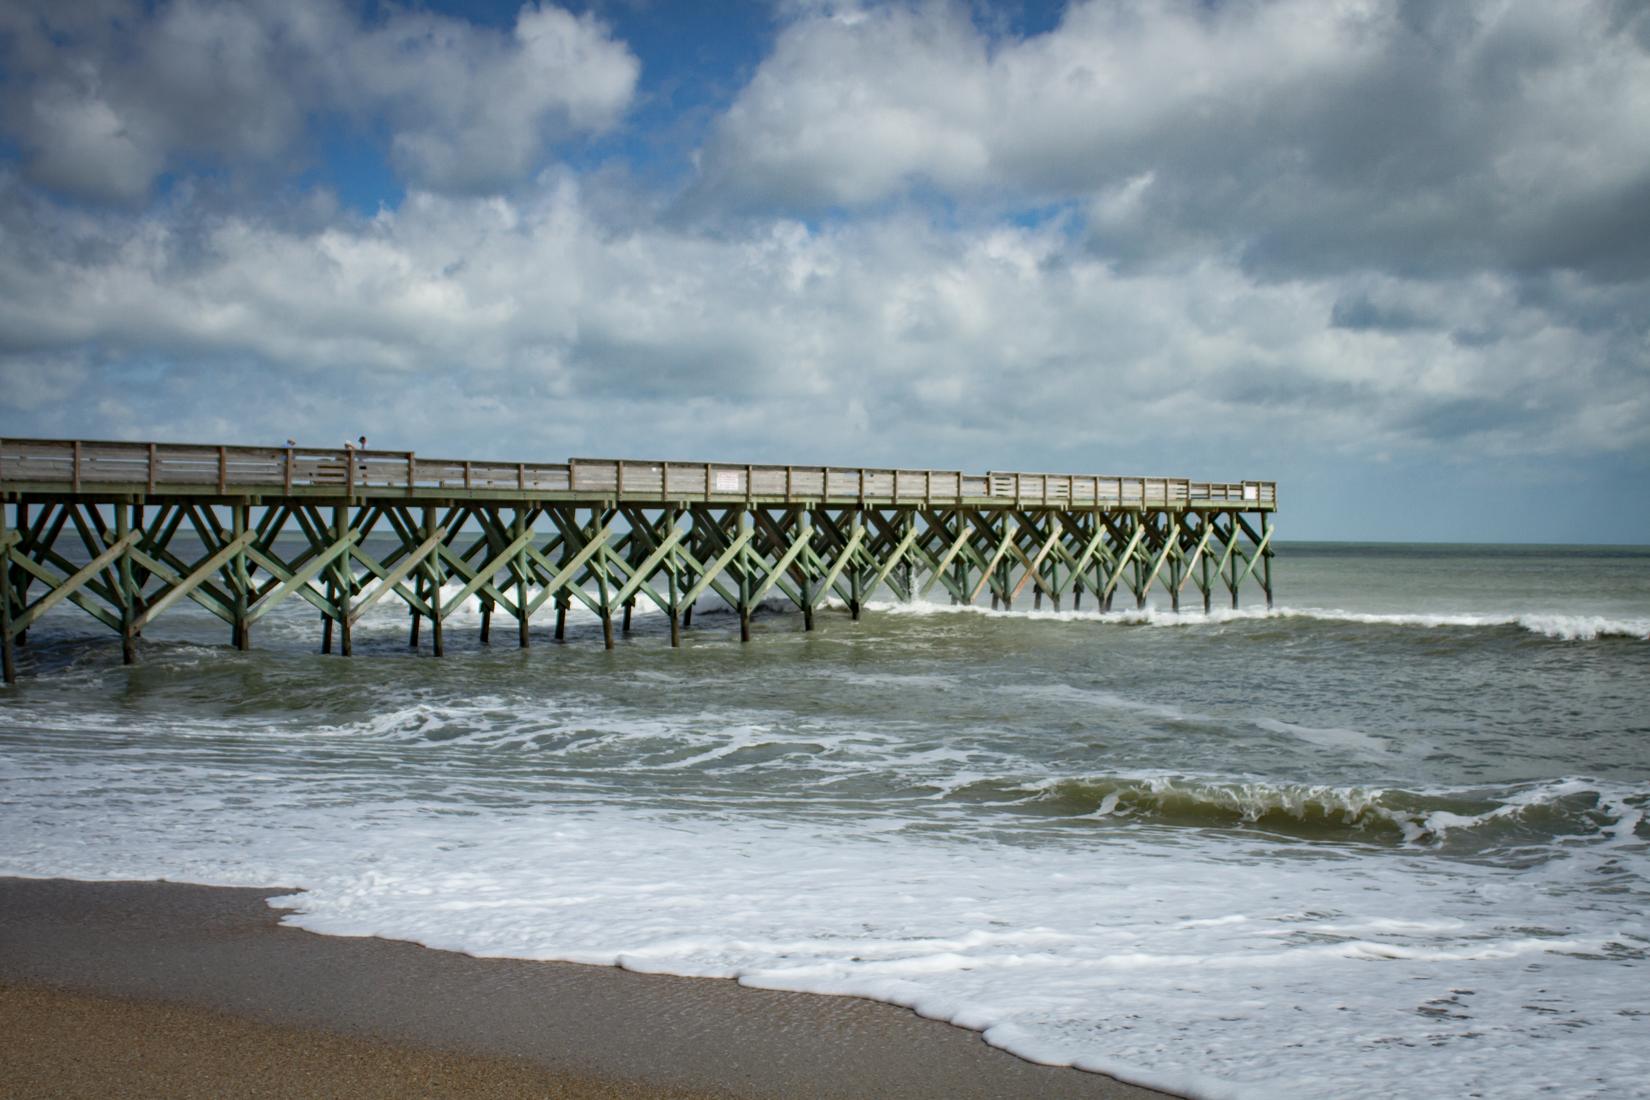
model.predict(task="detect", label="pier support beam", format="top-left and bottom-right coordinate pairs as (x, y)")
top-left (1262, 513), bottom-right (1275, 609)
top-left (737, 509), bottom-right (752, 643)
top-left (668, 558), bottom-right (682, 648)
top-left (232, 503), bottom-right (251, 651)
top-left (12, 501), bottom-right (29, 649)
top-left (425, 505), bottom-right (444, 658)
top-left (1, 507), bottom-right (15, 685)
top-left (117, 501), bottom-right (136, 666)
top-left (334, 505), bottom-right (353, 657)
top-left (514, 510), bottom-right (530, 649)
top-left (597, 513), bottom-right (616, 651)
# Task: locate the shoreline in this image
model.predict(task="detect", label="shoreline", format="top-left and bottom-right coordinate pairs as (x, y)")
top-left (0, 876), bottom-right (1179, 1099)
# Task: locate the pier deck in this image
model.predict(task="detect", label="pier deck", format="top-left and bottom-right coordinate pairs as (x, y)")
top-left (0, 439), bottom-right (1275, 681)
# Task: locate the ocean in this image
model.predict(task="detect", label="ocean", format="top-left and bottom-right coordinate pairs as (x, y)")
top-left (1, 541), bottom-right (1646, 1099)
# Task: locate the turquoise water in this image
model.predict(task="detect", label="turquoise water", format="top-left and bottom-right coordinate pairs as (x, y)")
top-left (2, 542), bottom-right (1647, 1098)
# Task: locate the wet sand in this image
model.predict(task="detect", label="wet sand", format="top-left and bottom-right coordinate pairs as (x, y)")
top-left (0, 877), bottom-right (1178, 1099)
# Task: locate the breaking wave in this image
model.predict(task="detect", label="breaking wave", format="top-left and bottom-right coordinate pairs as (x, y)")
top-left (947, 774), bottom-right (1650, 849)
top-left (871, 599), bottom-right (1649, 642)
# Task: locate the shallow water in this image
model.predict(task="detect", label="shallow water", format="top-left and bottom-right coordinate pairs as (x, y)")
top-left (2, 541), bottom-right (1647, 1099)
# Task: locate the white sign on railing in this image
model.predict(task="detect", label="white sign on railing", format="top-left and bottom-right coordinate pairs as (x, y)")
top-left (714, 470), bottom-right (741, 492)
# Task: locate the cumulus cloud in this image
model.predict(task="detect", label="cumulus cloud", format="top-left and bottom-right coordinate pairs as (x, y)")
top-left (0, 171), bottom-right (1641, 469)
top-left (0, 0), bottom-right (639, 202)
top-left (0, 0), bottom-right (1644, 542)
top-left (692, 0), bottom-right (1650, 281)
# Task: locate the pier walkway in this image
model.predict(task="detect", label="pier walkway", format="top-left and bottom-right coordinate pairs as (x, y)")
top-left (0, 439), bottom-right (1275, 681)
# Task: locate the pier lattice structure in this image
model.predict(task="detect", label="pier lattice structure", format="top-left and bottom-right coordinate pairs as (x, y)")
top-left (0, 440), bottom-right (1276, 682)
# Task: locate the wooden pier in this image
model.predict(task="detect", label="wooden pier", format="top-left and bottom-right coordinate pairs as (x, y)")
top-left (0, 439), bottom-right (1276, 682)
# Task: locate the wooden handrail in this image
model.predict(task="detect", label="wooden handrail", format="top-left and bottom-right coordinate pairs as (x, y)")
top-left (0, 438), bottom-right (1276, 507)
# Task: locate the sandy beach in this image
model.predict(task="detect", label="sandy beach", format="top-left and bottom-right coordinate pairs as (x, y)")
top-left (0, 877), bottom-right (1176, 1099)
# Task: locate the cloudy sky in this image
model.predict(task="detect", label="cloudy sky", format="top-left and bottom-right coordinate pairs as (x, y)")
top-left (1, 0), bottom-right (1646, 542)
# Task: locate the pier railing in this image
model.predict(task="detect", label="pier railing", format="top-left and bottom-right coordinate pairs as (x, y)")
top-left (0, 439), bottom-right (1275, 508)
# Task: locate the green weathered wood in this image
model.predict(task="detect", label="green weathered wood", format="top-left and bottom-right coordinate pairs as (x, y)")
top-left (1008, 515), bottom-right (1063, 602)
top-left (12, 530), bottom-right (139, 633)
top-left (914, 513), bottom-right (969, 599)
top-left (349, 527), bottom-right (447, 624)
top-left (1098, 519), bottom-right (1147, 600)
top-left (1048, 514), bottom-right (1108, 596)
top-left (65, 504), bottom-right (125, 612)
top-left (613, 525), bottom-right (684, 606)
top-left (867, 524), bottom-right (920, 599)
top-left (1175, 521), bottom-right (1215, 595)
top-left (1232, 521), bottom-right (1275, 590)
top-left (522, 514), bottom-right (616, 616)
top-left (1138, 517), bottom-right (1182, 599)
top-left (1209, 517), bottom-right (1242, 582)
top-left (436, 529), bottom-right (533, 620)
top-left (749, 521), bottom-right (811, 606)
top-left (966, 516), bottom-right (1019, 605)
top-left (244, 544), bottom-right (341, 622)
top-left (130, 531), bottom-right (255, 629)
top-left (911, 511), bottom-right (970, 602)
top-left (1, 440), bottom-right (1276, 664)
top-left (680, 527), bottom-right (753, 609)
top-left (345, 543), bottom-right (435, 619)
top-left (1, 517), bottom-right (15, 684)
top-left (813, 520), bottom-right (863, 606)
top-left (246, 530), bottom-right (362, 625)
top-left (9, 552), bottom-right (123, 633)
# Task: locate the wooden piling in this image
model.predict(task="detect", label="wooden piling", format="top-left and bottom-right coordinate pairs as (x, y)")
top-left (1262, 513), bottom-right (1274, 609)
top-left (12, 500), bottom-right (27, 648)
top-left (1, 505), bottom-right (15, 685)
top-left (514, 509), bottom-right (530, 649)
top-left (425, 506), bottom-right (444, 658)
top-left (228, 502), bottom-right (249, 650)
top-left (334, 505), bottom-right (353, 657)
top-left (667, 552), bottom-right (682, 647)
top-left (116, 501), bottom-right (135, 665)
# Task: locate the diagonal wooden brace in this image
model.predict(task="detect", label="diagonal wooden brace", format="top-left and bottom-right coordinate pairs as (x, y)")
top-left (246, 530), bottom-right (361, 625)
top-left (1175, 521), bottom-right (1215, 594)
top-left (13, 530), bottom-right (139, 633)
top-left (679, 527), bottom-right (753, 610)
top-left (867, 525), bottom-right (919, 599)
top-left (1098, 521), bottom-right (1147, 600)
top-left (132, 530), bottom-right (256, 630)
top-left (437, 529), bottom-right (534, 620)
top-left (917, 519), bottom-right (974, 598)
top-left (749, 522), bottom-right (811, 606)
top-left (350, 528), bottom-right (447, 624)
top-left (1008, 516), bottom-right (1063, 601)
top-left (967, 516), bottom-right (1019, 605)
